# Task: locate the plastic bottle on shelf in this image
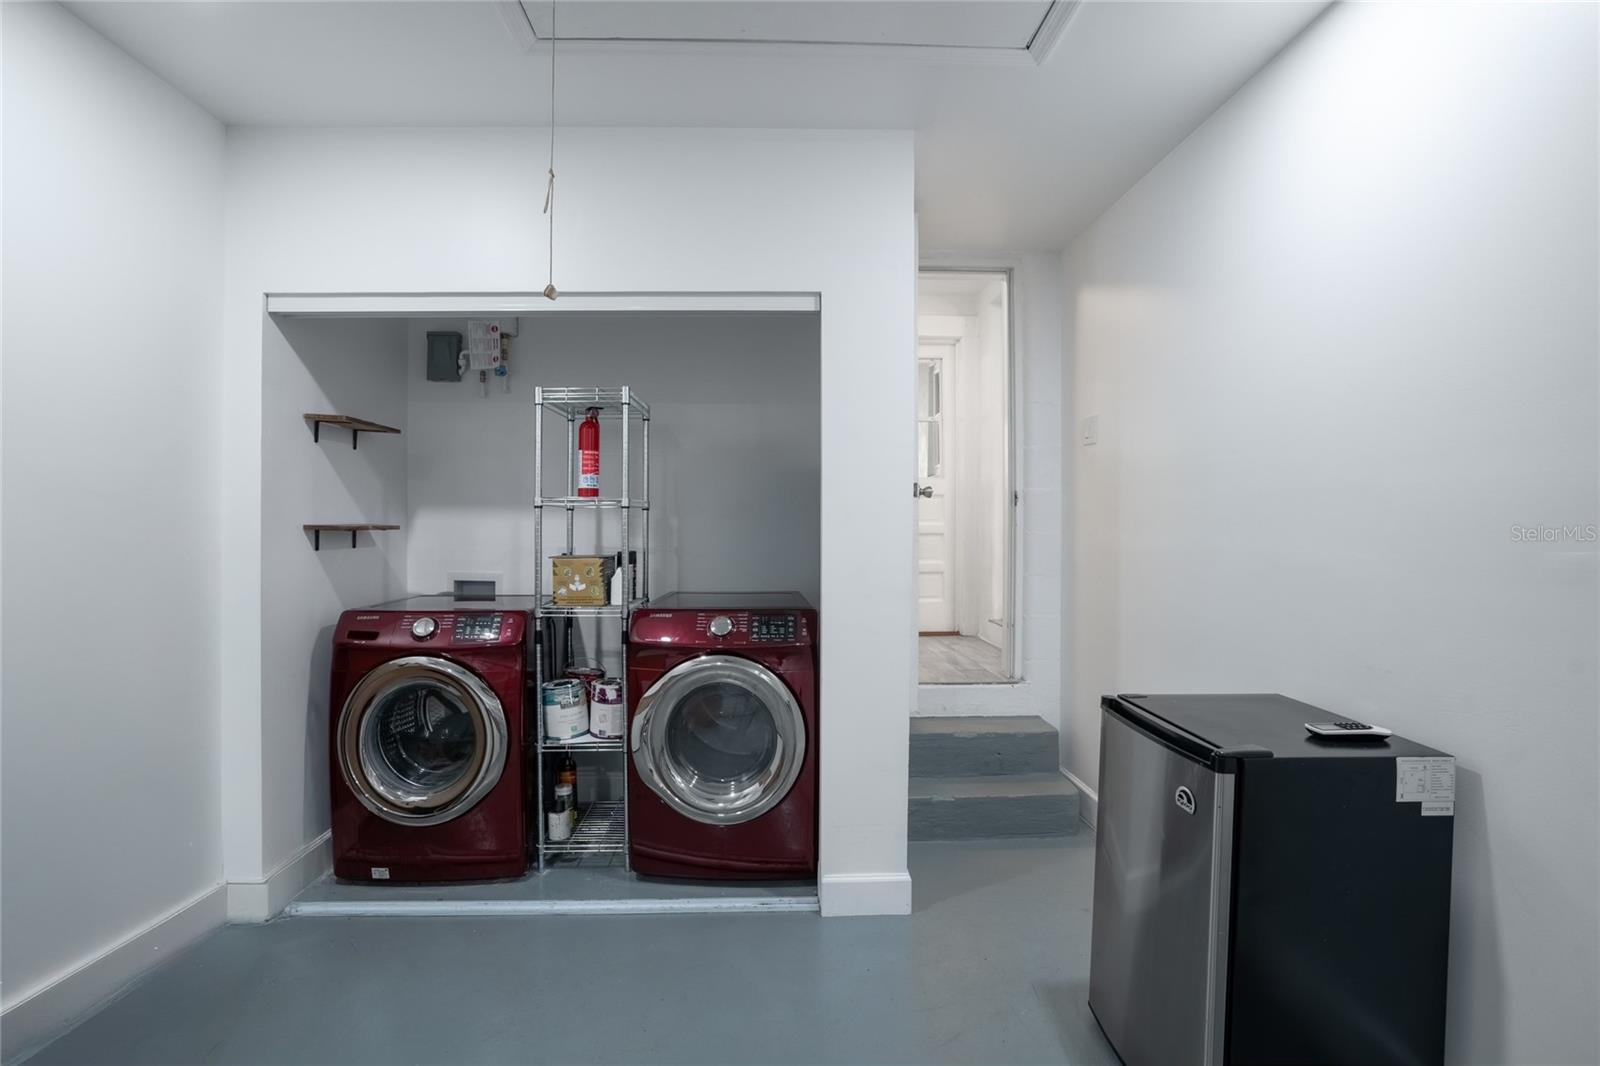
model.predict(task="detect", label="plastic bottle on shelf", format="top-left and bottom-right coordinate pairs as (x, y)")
top-left (611, 550), bottom-right (638, 606)
top-left (557, 752), bottom-right (578, 811)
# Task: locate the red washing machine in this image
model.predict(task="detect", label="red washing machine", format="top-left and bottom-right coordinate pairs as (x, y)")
top-left (627, 592), bottom-right (818, 879)
top-left (329, 595), bottom-right (536, 882)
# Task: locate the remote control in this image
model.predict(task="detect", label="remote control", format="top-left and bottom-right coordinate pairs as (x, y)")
top-left (1305, 720), bottom-right (1392, 739)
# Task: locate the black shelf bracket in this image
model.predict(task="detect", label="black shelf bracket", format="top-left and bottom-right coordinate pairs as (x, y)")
top-left (309, 422), bottom-right (363, 450)
top-left (309, 529), bottom-right (361, 550)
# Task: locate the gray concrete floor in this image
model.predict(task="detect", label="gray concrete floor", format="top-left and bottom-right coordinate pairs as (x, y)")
top-left (26, 837), bottom-right (1115, 1065)
top-left (918, 635), bottom-right (1009, 684)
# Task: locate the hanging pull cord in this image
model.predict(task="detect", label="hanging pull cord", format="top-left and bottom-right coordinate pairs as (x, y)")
top-left (542, 0), bottom-right (558, 300)
top-left (542, 167), bottom-right (557, 300)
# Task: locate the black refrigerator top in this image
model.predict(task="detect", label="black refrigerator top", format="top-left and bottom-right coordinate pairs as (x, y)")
top-left (1105, 693), bottom-right (1450, 767)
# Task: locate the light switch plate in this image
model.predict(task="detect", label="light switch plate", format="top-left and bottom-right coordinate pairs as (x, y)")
top-left (1081, 414), bottom-right (1099, 446)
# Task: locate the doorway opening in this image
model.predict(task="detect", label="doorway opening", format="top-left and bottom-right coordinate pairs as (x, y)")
top-left (915, 269), bottom-right (1016, 685)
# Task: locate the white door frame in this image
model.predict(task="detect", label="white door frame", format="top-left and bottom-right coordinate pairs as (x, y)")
top-left (915, 336), bottom-right (961, 634)
top-left (915, 263), bottom-right (1019, 682)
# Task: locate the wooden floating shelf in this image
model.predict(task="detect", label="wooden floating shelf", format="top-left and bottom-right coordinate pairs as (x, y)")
top-left (304, 413), bottom-right (401, 450)
top-left (304, 523), bottom-right (400, 550)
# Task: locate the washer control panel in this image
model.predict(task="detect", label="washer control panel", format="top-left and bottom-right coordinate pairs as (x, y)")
top-left (630, 609), bottom-right (812, 648)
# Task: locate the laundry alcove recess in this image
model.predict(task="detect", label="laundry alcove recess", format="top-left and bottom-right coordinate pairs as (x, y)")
top-left (303, 411), bottom-right (402, 549)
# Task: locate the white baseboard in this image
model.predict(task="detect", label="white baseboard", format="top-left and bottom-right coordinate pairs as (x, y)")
top-left (227, 831), bottom-right (332, 922)
top-left (819, 870), bottom-right (913, 917)
top-left (285, 894), bottom-right (819, 918)
top-left (1, 883), bottom-right (226, 1063)
top-left (1064, 769), bottom-right (1098, 831)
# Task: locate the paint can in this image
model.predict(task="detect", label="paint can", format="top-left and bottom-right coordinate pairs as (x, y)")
top-left (589, 678), bottom-right (625, 739)
top-left (565, 659), bottom-right (605, 696)
top-left (541, 678), bottom-right (589, 741)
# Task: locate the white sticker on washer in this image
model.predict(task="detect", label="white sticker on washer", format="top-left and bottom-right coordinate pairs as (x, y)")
top-left (371, 867), bottom-right (391, 880)
top-left (1421, 802), bottom-right (1455, 817)
top-left (1396, 757), bottom-right (1455, 803)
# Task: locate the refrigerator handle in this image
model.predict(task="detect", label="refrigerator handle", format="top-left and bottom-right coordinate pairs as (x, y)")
top-left (1103, 695), bottom-right (1222, 768)
top-left (1213, 744), bottom-right (1273, 771)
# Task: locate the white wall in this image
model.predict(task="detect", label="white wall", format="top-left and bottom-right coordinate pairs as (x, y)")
top-left (253, 316), bottom-right (410, 909)
top-left (1062, 4), bottom-right (1598, 1062)
top-left (404, 312), bottom-right (820, 604)
top-left (0, 2), bottom-right (226, 1055)
top-left (223, 128), bottom-right (914, 916)
top-left (918, 254), bottom-right (1064, 727)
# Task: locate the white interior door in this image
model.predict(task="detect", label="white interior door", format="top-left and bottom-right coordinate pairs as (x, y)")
top-left (916, 344), bottom-right (955, 632)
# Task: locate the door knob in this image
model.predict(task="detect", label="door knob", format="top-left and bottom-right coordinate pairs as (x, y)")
top-left (916, 484), bottom-right (934, 498)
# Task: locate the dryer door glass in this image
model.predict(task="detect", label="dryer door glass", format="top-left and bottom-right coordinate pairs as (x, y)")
top-left (634, 655), bottom-right (806, 825)
top-left (338, 656), bottom-right (508, 827)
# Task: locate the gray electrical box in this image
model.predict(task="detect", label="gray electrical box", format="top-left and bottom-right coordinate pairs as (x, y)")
top-left (426, 331), bottom-right (462, 381)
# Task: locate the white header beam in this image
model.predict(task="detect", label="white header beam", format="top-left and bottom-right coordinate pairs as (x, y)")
top-left (266, 291), bottom-right (821, 317)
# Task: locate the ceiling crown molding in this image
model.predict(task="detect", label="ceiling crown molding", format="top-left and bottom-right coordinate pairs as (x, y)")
top-left (497, 1), bottom-right (1081, 68)
top-left (496, 0), bottom-right (539, 51)
top-left (1026, 0), bottom-right (1083, 66)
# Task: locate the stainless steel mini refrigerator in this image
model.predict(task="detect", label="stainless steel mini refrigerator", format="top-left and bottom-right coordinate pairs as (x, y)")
top-left (1089, 694), bottom-right (1454, 1066)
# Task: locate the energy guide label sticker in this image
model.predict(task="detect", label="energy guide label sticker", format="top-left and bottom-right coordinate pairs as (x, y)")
top-left (1396, 756), bottom-right (1455, 808)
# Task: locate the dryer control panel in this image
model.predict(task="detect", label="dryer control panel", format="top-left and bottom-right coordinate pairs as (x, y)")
top-left (750, 613), bottom-right (799, 643)
top-left (630, 609), bottom-right (813, 648)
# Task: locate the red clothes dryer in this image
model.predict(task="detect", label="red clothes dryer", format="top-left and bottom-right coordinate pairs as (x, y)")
top-left (627, 592), bottom-right (818, 879)
top-left (329, 595), bottom-right (535, 882)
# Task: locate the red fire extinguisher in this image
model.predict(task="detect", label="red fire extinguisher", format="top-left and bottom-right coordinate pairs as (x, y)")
top-left (578, 407), bottom-right (601, 497)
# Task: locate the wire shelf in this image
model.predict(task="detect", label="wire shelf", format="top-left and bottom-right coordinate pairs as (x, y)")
top-left (541, 801), bottom-right (627, 855)
top-left (535, 496), bottom-right (649, 509)
top-left (537, 597), bottom-right (647, 618)
top-left (539, 733), bottom-right (626, 753)
top-left (536, 387), bottom-right (650, 420)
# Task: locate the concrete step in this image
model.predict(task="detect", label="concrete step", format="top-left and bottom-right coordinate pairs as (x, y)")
top-left (910, 715), bottom-right (1059, 778)
top-left (908, 773), bottom-right (1081, 840)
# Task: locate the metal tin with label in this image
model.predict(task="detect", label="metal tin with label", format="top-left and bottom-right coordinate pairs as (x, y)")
top-left (589, 678), bottom-right (625, 739)
top-left (541, 679), bottom-right (589, 741)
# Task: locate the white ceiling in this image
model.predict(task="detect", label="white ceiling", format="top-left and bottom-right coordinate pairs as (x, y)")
top-left (63, 0), bottom-right (1328, 251)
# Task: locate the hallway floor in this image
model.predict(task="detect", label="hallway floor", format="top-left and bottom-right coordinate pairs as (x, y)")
top-left (919, 634), bottom-right (1009, 684)
top-left (26, 836), bottom-right (1114, 1065)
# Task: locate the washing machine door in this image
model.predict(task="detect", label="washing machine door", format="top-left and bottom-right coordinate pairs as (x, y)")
top-left (631, 654), bottom-right (807, 826)
top-left (337, 656), bottom-right (507, 827)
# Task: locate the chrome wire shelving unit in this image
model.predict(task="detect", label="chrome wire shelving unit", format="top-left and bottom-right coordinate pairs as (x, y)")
top-left (532, 386), bottom-right (650, 871)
